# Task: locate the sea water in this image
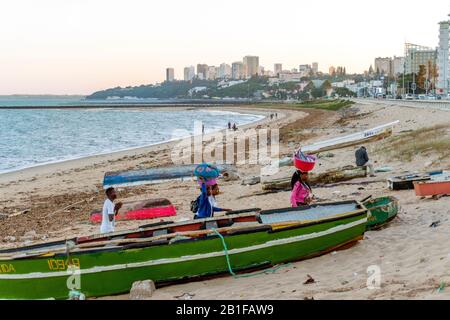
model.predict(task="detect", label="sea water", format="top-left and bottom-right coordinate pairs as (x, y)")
top-left (0, 108), bottom-right (263, 174)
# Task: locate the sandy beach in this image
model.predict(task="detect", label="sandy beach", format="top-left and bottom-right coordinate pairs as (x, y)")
top-left (1, 102), bottom-right (450, 300)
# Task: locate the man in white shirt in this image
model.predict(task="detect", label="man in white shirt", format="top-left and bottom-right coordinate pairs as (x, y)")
top-left (100, 187), bottom-right (123, 234)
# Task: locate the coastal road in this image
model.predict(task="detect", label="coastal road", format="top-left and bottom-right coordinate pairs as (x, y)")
top-left (352, 98), bottom-right (450, 111)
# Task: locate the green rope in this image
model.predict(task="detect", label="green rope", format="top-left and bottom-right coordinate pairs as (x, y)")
top-left (211, 228), bottom-right (291, 279)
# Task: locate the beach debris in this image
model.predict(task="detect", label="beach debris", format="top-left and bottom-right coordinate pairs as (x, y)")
top-left (20, 230), bottom-right (38, 241)
top-left (437, 282), bottom-right (446, 293)
top-left (129, 280), bottom-right (156, 300)
top-left (68, 290), bottom-right (86, 300)
top-left (430, 221), bottom-right (441, 228)
top-left (174, 292), bottom-right (195, 300)
top-left (241, 176), bottom-right (261, 186)
top-left (303, 275), bottom-right (316, 285)
top-left (375, 166), bottom-right (393, 173)
top-left (341, 280), bottom-right (349, 285)
top-left (3, 236), bottom-right (16, 242)
top-left (331, 251), bottom-right (338, 256)
top-left (357, 187), bottom-right (365, 190)
top-left (353, 272), bottom-right (358, 277)
top-left (303, 296), bottom-right (315, 300)
top-left (0, 213), bottom-right (8, 220)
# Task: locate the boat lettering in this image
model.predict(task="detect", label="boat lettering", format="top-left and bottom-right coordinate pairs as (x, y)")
top-left (0, 264), bottom-right (16, 273)
top-left (47, 258), bottom-right (80, 271)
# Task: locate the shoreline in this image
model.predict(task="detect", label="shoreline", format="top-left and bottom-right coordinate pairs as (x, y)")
top-left (0, 106), bottom-right (278, 185)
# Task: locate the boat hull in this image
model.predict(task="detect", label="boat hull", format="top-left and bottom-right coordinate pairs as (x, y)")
top-left (0, 211), bottom-right (366, 300)
top-left (414, 181), bottom-right (450, 196)
top-left (365, 196), bottom-right (398, 230)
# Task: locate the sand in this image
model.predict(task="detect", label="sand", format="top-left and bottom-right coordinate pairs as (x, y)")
top-left (1, 102), bottom-right (450, 300)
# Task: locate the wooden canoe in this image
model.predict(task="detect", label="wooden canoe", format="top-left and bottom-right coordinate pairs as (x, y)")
top-left (103, 164), bottom-right (237, 188)
top-left (0, 201), bottom-right (367, 300)
top-left (89, 198), bottom-right (176, 223)
top-left (365, 196), bottom-right (399, 231)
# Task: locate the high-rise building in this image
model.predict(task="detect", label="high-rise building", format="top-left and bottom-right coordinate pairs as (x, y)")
top-left (437, 17), bottom-right (450, 94)
top-left (184, 66), bottom-right (195, 81)
top-left (218, 63), bottom-right (232, 79)
top-left (207, 66), bottom-right (217, 80)
top-left (374, 57), bottom-right (392, 76)
top-left (243, 56), bottom-right (259, 78)
top-left (197, 64), bottom-right (208, 80)
top-left (299, 64), bottom-right (311, 74)
top-left (391, 56), bottom-right (405, 76)
top-left (404, 43), bottom-right (437, 75)
top-left (232, 61), bottom-right (245, 79)
top-left (312, 62), bottom-right (319, 74)
top-left (166, 68), bottom-right (175, 82)
top-left (274, 63), bottom-right (282, 76)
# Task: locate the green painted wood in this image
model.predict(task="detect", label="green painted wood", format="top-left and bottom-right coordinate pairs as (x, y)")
top-left (365, 196), bottom-right (398, 231)
top-left (0, 211), bottom-right (367, 300)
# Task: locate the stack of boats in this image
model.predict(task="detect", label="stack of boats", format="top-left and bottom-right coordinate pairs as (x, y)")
top-left (0, 197), bottom-right (398, 300)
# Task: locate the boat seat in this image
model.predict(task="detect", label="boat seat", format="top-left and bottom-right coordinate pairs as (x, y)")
top-left (153, 229), bottom-right (168, 237)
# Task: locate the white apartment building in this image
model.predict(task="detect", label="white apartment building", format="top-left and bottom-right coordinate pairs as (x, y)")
top-left (437, 18), bottom-right (450, 94)
top-left (183, 66), bottom-right (195, 81)
top-left (232, 61), bottom-right (245, 79)
top-left (374, 57), bottom-right (392, 76)
top-left (312, 62), bottom-right (319, 74)
top-left (218, 63), bottom-right (232, 79)
top-left (207, 66), bottom-right (217, 80)
top-left (274, 63), bottom-right (282, 76)
top-left (392, 56), bottom-right (405, 76)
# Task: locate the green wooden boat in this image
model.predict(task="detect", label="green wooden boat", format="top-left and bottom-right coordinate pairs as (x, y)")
top-left (364, 196), bottom-right (398, 231)
top-left (0, 201), bottom-right (367, 300)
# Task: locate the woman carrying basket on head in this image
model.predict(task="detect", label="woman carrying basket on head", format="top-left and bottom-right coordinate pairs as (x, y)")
top-left (290, 149), bottom-right (317, 208)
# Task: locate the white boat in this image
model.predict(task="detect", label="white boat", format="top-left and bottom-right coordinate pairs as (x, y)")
top-left (300, 121), bottom-right (400, 154)
top-left (271, 121), bottom-right (400, 170)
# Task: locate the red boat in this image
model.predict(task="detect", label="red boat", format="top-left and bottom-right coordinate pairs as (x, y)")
top-left (90, 198), bottom-right (177, 223)
top-left (413, 171), bottom-right (450, 197)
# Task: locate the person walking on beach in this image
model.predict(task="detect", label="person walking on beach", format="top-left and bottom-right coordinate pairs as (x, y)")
top-left (232, 123), bottom-right (237, 131)
top-left (202, 124), bottom-right (205, 135)
top-left (100, 187), bottom-right (123, 234)
top-left (355, 146), bottom-right (375, 177)
top-left (193, 178), bottom-right (232, 219)
top-left (228, 121), bottom-right (231, 130)
top-left (290, 170), bottom-right (313, 207)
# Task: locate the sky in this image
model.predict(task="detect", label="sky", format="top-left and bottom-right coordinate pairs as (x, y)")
top-left (0, 0), bottom-right (449, 95)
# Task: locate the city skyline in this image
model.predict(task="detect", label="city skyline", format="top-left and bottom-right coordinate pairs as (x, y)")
top-left (1, 0), bottom-right (449, 95)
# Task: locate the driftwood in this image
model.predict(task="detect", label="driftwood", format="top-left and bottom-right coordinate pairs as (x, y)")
top-left (262, 166), bottom-right (367, 191)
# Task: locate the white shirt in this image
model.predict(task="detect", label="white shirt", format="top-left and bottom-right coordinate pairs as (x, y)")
top-left (100, 199), bottom-right (115, 234)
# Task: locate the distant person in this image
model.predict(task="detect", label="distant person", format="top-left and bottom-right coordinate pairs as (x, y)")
top-left (355, 146), bottom-right (375, 177)
top-left (232, 123), bottom-right (237, 131)
top-left (275, 113), bottom-right (278, 119)
top-left (270, 114), bottom-right (273, 120)
top-left (193, 178), bottom-right (231, 219)
top-left (228, 122), bottom-right (231, 130)
top-left (202, 124), bottom-right (205, 135)
top-left (100, 187), bottom-right (123, 234)
top-left (290, 170), bottom-right (313, 207)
